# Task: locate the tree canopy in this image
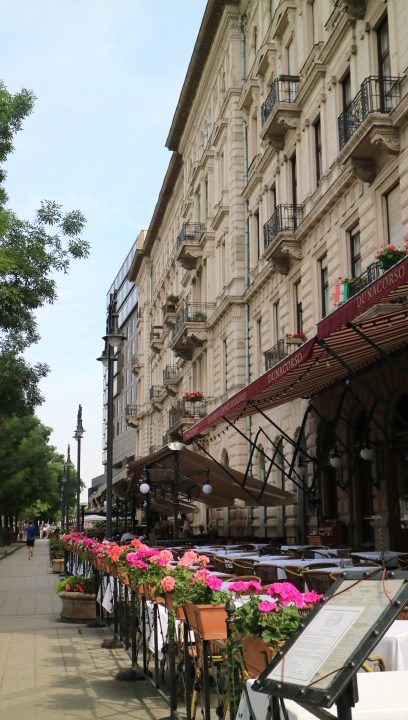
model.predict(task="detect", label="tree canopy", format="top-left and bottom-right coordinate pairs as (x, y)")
top-left (0, 80), bottom-right (89, 416)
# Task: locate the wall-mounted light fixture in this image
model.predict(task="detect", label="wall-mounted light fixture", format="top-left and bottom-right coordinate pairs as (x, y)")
top-left (328, 447), bottom-right (342, 469)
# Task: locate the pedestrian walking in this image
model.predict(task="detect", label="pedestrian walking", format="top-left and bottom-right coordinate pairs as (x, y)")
top-left (25, 521), bottom-right (37, 559)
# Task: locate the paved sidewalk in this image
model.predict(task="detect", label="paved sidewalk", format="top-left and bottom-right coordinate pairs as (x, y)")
top-left (0, 539), bottom-right (170, 719)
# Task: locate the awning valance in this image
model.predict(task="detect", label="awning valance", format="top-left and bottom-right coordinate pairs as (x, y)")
top-left (183, 257), bottom-right (408, 442)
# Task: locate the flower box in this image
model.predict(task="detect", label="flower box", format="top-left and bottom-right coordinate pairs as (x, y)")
top-left (183, 601), bottom-right (227, 640)
top-left (239, 634), bottom-right (277, 677)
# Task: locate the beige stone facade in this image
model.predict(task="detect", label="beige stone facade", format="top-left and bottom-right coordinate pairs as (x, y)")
top-left (126, 0), bottom-right (408, 547)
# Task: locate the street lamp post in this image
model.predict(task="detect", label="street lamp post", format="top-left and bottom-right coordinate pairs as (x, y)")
top-left (64, 445), bottom-right (73, 532)
top-left (60, 474), bottom-right (67, 532)
top-left (73, 405), bottom-right (85, 532)
top-left (97, 291), bottom-right (126, 540)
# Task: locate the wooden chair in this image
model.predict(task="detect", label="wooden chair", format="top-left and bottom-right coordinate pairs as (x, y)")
top-left (302, 569), bottom-right (335, 595)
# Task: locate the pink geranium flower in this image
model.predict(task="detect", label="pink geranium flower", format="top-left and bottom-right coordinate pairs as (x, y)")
top-left (161, 576), bottom-right (175, 592)
top-left (258, 600), bottom-right (277, 613)
top-left (204, 575), bottom-right (222, 591)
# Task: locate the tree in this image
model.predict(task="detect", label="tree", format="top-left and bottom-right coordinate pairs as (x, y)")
top-left (0, 415), bottom-right (59, 515)
top-left (0, 80), bottom-right (89, 416)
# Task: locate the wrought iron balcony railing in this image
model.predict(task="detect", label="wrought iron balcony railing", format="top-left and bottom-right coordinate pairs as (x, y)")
top-left (168, 398), bottom-right (207, 428)
top-left (150, 385), bottom-right (162, 401)
top-left (176, 222), bottom-right (206, 251)
top-left (172, 303), bottom-right (208, 338)
top-left (261, 75), bottom-right (300, 125)
top-left (338, 76), bottom-right (402, 149)
top-left (263, 204), bottom-right (303, 252)
top-left (264, 339), bottom-right (286, 370)
top-left (163, 365), bottom-right (180, 384)
top-left (346, 262), bottom-right (381, 299)
top-left (125, 404), bottom-right (139, 416)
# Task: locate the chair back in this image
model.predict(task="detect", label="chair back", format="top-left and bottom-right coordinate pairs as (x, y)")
top-left (259, 545), bottom-right (283, 556)
top-left (302, 569), bottom-right (335, 595)
top-left (284, 566), bottom-right (306, 592)
top-left (212, 555), bottom-right (234, 573)
top-left (256, 565), bottom-right (280, 585)
top-left (230, 558), bottom-right (257, 576)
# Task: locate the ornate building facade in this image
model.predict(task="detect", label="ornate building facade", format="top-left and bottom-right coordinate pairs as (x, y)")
top-left (123, 0), bottom-right (408, 548)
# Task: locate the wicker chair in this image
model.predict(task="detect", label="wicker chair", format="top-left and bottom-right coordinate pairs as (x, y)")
top-left (256, 565), bottom-right (280, 585)
top-left (230, 558), bottom-right (257, 576)
top-left (259, 545), bottom-right (283, 556)
top-left (302, 569), bottom-right (335, 595)
top-left (284, 566), bottom-right (306, 592)
top-left (211, 555), bottom-right (234, 573)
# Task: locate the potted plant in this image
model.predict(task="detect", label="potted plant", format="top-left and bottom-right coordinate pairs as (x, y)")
top-left (375, 240), bottom-right (408, 270)
top-left (192, 311), bottom-right (207, 322)
top-left (166, 294), bottom-right (180, 306)
top-left (285, 332), bottom-right (306, 345)
top-left (49, 538), bottom-right (65, 573)
top-left (55, 574), bottom-right (96, 622)
top-left (182, 570), bottom-right (230, 640)
top-left (232, 581), bottom-right (322, 677)
top-left (182, 390), bottom-right (204, 403)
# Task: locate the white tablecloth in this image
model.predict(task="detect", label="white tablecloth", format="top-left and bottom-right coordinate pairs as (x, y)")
top-left (350, 551), bottom-right (405, 567)
top-left (255, 557), bottom-right (352, 579)
top-left (374, 620), bottom-right (408, 671)
top-left (236, 673), bottom-right (408, 719)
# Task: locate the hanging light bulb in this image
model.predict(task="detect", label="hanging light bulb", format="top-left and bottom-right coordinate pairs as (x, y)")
top-left (360, 444), bottom-right (375, 461)
top-left (202, 482), bottom-right (213, 495)
top-left (329, 448), bottom-right (342, 469)
top-left (139, 482), bottom-right (151, 495)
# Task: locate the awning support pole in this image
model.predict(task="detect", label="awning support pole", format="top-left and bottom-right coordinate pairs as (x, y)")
top-left (347, 319), bottom-right (408, 383)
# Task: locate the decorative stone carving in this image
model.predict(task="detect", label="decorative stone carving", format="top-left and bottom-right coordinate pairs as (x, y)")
top-left (341, 0), bottom-right (367, 20)
top-left (278, 114), bottom-right (299, 130)
top-left (281, 244), bottom-right (302, 260)
top-left (271, 258), bottom-right (290, 275)
top-left (370, 127), bottom-right (400, 155)
top-left (350, 158), bottom-right (377, 183)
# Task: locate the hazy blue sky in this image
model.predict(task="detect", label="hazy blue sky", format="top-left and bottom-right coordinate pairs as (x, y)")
top-left (1, 0), bottom-right (207, 496)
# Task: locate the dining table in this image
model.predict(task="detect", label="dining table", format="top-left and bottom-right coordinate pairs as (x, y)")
top-left (254, 556), bottom-right (352, 580)
top-left (235, 672), bottom-right (408, 720)
top-left (350, 550), bottom-right (407, 567)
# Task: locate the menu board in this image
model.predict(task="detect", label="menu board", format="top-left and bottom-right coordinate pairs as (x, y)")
top-left (253, 571), bottom-right (408, 709)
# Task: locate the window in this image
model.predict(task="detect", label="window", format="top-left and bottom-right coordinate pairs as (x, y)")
top-left (287, 39), bottom-right (295, 75)
top-left (319, 255), bottom-right (329, 318)
top-left (253, 209), bottom-right (261, 262)
top-left (385, 185), bottom-right (403, 246)
top-left (291, 154), bottom-right (297, 207)
top-left (342, 72), bottom-right (352, 112)
top-left (314, 117), bottom-right (322, 184)
top-left (294, 281), bottom-right (303, 334)
top-left (377, 16), bottom-right (390, 78)
top-left (273, 300), bottom-right (280, 342)
top-left (256, 318), bottom-right (263, 375)
top-left (349, 226), bottom-right (361, 277)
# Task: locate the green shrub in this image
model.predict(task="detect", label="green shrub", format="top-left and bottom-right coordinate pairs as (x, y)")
top-left (55, 575), bottom-right (95, 594)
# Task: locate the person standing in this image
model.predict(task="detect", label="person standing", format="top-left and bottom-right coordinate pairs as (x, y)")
top-left (25, 521), bottom-right (36, 559)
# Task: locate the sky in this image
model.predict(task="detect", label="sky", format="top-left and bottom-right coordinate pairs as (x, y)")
top-left (1, 0), bottom-right (207, 498)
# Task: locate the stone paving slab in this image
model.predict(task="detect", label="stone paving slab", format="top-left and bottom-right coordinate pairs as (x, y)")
top-left (0, 539), bottom-right (170, 720)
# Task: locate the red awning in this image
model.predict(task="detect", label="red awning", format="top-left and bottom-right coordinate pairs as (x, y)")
top-left (183, 257), bottom-right (408, 442)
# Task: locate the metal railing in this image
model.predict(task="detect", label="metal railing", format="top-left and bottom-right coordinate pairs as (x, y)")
top-left (346, 262), bottom-right (381, 299)
top-left (264, 204), bottom-right (303, 252)
top-left (125, 404), bottom-right (139, 416)
top-left (264, 339), bottom-right (287, 370)
top-left (172, 303), bottom-right (208, 338)
top-left (338, 75), bottom-right (402, 149)
top-left (176, 222), bottom-right (206, 251)
top-left (163, 365), bottom-right (180, 384)
top-left (150, 385), bottom-right (162, 400)
top-left (261, 75), bottom-right (300, 125)
top-left (169, 398), bottom-right (207, 428)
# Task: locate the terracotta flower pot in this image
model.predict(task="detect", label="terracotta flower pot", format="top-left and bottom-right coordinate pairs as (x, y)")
top-left (239, 634), bottom-right (277, 677)
top-left (183, 601), bottom-right (227, 640)
top-left (58, 591), bottom-right (96, 622)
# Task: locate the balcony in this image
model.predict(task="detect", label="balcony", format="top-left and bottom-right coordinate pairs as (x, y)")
top-left (150, 385), bottom-right (165, 408)
top-left (125, 404), bottom-right (141, 428)
top-left (131, 353), bottom-right (143, 375)
top-left (260, 76), bottom-right (301, 149)
top-left (150, 325), bottom-right (163, 354)
top-left (163, 365), bottom-right (180, 396)
top-left (263, 204), bottom-right (303, 273)
top-left (170, 303), bottom-right (209, 360)
top-left (168, 398), bottom-right (207, 435)
top-left (338, 76), bottom-right (402, 178)
top-left (175, 222), bottom-right (206, 270)
top-left (162, 301), bottom-right (179, 328)
top-left (264, 335), bottom-right (306, 371)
